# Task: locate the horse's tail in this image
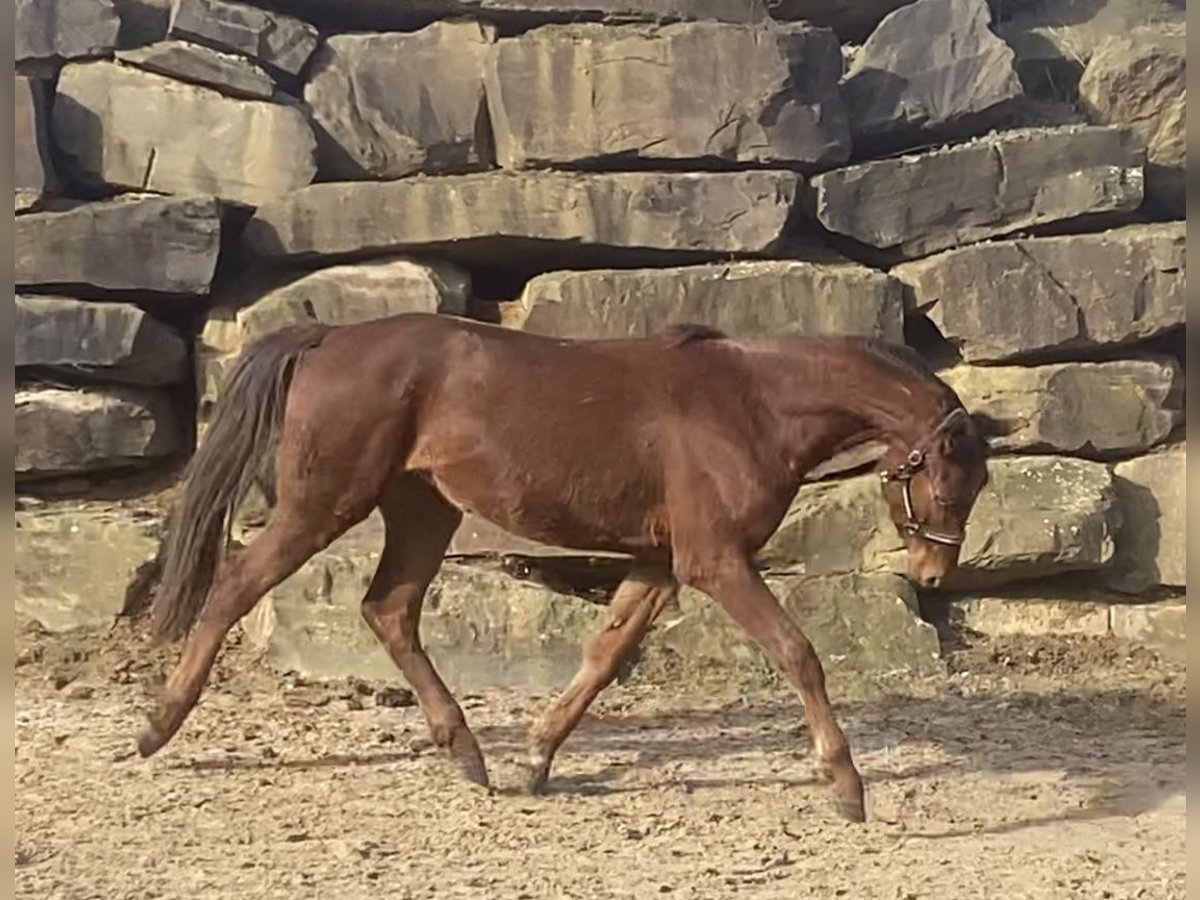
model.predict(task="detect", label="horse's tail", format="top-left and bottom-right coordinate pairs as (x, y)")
top-left (150, 323), bottom-right (332, 641)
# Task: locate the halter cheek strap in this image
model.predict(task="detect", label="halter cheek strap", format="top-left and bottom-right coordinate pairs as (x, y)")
top-left (879, 431), bottom-right (967, 548)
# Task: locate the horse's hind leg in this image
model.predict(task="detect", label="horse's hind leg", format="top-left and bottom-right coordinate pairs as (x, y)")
top-left (137, 509), bottom-right (351, 757)
top-left (360, 477), bottom-right (488, 787)
top-left (525, 563), bottom-right (677, 794)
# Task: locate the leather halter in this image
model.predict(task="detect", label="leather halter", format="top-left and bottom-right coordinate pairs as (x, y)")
top-left (878, 409), bottom-right (969, 547)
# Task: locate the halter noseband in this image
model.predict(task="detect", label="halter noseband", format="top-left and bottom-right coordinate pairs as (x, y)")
top-left (878, 409), bottom-right (969, 547)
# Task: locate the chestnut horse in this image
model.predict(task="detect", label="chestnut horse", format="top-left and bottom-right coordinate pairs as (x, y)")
top-left (138, 313), bottom-right (989, 822)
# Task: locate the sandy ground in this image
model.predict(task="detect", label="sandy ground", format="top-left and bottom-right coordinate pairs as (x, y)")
top-left (15, 620), bottom-right (1186, 900)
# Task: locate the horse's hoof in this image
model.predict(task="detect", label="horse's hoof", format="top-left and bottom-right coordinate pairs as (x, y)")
top-left (524, 758), bottom-right (550, 796)
top-left (136, 724), bottom-right (168, 758)
top-left (834, 794), bottom-right (867, 824)
top-left (447, 730), bottom-right (490, 788)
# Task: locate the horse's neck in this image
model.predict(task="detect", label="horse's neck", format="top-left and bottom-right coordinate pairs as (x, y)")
top-left (754, 342), bottom-right (945, 462)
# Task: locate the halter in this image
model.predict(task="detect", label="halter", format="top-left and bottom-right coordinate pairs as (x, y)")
top-left (878, 409), bottom-right (969, 547)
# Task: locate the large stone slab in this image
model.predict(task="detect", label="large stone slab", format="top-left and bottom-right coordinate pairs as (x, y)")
top-left (306, 22), bottom-right (496, 180)
top-left (760, 455), bottom-right (1120, 590)
top-left (1079, 25), bottom-right (1185, 217)
top-left (16, 386), bottom-right (185, 479)
top-left (237, 258), bottom-right (471, 344)
top-left (16, 0), bottom-right (120, 69)
top-left (842, 0), bottom-right (1023, 153)
top-left (168, 0), bottom-right (318, 77)
top-left (895, 223), bottom-right (1185, 362)
top-left (15, 194), bottom-right (221, 296)
top-left (766, 0), bottom-right (915, 41)
top-left (1107, 444), bottom-right (1185, 594)
top-left (244, 170), bottom-right (801, 265)
top-left (241, 518), bottom-right (942, 688)
top-left (485, 21), bottom-right (848, 170)
top-left (809, 125), bottom-right (1143, 259)
top-left (951, 593), bottom-right (1111, 638)
top-left (53, 61), bottom-right (316, 207)
top-left (654, 573), bottom-right (944, 678)
top-left (196, 258), bottom-right (471, 426)
top-left (15, 504), bottom-right (166, 632)
top-left (16, 295), bottom-right (189, 386)
top-left (505, 261), bottom-right (904, 342)
top-left (15, 76), bottom-right (55, 212)
top-left (1110, 599), bottom-right (1185, 664)
top-left (941, 359), bottom-right (1182, 458)
top-left (115, 39), bottom-right (276, 99)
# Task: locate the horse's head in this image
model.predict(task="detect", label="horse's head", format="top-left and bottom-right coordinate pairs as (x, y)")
top-left (877, 406), bottom-right (989, 589)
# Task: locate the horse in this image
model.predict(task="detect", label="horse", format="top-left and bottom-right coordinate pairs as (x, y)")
top-left (137, 313), bottom-right (989, 823)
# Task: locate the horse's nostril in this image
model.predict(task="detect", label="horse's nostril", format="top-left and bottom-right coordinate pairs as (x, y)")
top-left (924, 575), bottom-right (942, 589)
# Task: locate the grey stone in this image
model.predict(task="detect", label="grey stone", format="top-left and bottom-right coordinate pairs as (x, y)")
top-left (759, 455), bottom-right (1120, 590)
top-left (115, 39), bottom-right (276, 99)
top-left (809, 125), bottom-right (1143, 259)
top-left (1107, 444), bottom-right (1185, 593)
top-left (1079, 25), bottom-right (1186, 217)
top-left (237, 258), bottom-right (471, 344)
top-left (306, 22), bottom-right (496, 180)
top-left (242, 528), bottom-right (611, 691)
top-left (506, 261), bottom-right (904, 342)
top-left (654, 574), bottom-right (943, 678)
top-left (896, 223), bottom-right (1185, 361)
top-left (112, 0), bottom-right (173, 47)
top-left (15, 194), bottom-right (221, 296)
top-left (241, 516), bottom-right (941, 687)
top-left (16, 295), bottom-right (189, 386)
top-left (1110, 599), bottom-right (1185, 663)
top-left (194, 308), bottom-right (241, 432)
top-left (15, 76), bottom-right (55, 212)
top-left (53, 61), bottom-right (316, 207)
top-left (765, 0), bottom-right (916, 41)
top-left (244, 170), bottom-right (801, 265)
top-left (16, 0), bottom-right (120, 67)
top-left (485, 21), bottom-right (849, 169)
top-left (16, 386), bottom-right (185, 479)
top-left (15, 504), bottom-right (165, 632)
top-left (168, 0), bottom-right (318, 77)
top-left (941, 358), bottom-right (1182, 457)
top-left (952, 593), bottom-right (1111, 638)
top-left (842, 0), bottom-right (1023, 152)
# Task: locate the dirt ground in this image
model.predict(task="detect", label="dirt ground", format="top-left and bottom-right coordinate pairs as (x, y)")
top-left (15, 619), bottom-right (1186, 900)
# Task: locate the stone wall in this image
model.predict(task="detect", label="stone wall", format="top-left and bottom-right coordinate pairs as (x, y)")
top-left (15, 0), bottom-right (1186, 688)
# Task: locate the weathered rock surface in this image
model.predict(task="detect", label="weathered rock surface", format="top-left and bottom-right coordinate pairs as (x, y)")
top-left (16, 0), bottom-right (120, 68)
top-left (896, 223), bottom-right (1185, 361)
top-left (16, 296), bottom-right (189, 386)
top-left (760, 455), bottom-right (1120, 589)
top-left (306, 22), bottom-right (496, 180)
top-left (506, 261), bottom-right (904, 342)
top-left (15, 194), bottom-right (221, 296)
top-left (1079, 25), bottom-right (1186, 216)
top-left (951, 593), bottom-right (1112, 638)
top-left (1107, 444), bottom-right (1185, 593)
top-left (53, 61), bottom-right (316, 207)
top-left (15, 194), bottom-right (222, 296)
top-left (485, 21), bottom-right (849, 170)
top-left (16, 386), bottom-right (184, 479)
top-left (194, 308), bottom-right (240, 429)
top-left (842, 0), bottom-right (1023, 151)
top-left (15, 76), bottom-right (55, 212)
top-left (766, 0), bottom-right (915, 41)
top-left (236, 258), bottom-right (472, 345)
top-left (655, 574), bottom-right (943, 678)
top-left (1110, 599), bottom-right (1185, 663)
top-left (15, 504), bottom-right (165, 632)
top-left (245, 170), bottom-right (801, 264)
top-left (809, 125), bottom-right (1143, 259)
top-left (168, 0), bottom-right (318, 76)
top-left (115, 39), bottom-right (276, 99)
top-left (241, 515), bottom-right (942, 687)
top-left (942, 358), bottom-right (1182, 457)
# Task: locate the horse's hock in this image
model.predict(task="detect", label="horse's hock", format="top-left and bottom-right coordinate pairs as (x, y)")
top-left (14, 0), bottom-right (1186, 685)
